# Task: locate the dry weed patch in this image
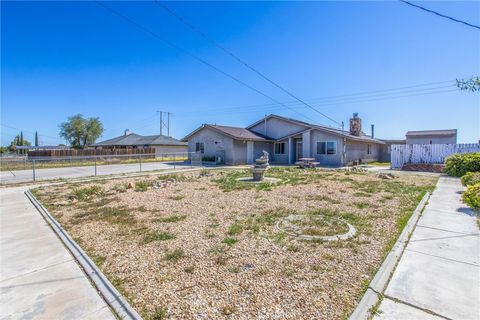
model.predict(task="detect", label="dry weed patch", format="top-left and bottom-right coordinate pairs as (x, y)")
top-left (32, 168), bottom-right (436, 319)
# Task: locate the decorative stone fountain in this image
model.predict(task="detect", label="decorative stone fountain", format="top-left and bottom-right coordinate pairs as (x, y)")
top-left (236, 150), bottom-right (280, 184)
top-left (252, 150), bottom-right (269, 181)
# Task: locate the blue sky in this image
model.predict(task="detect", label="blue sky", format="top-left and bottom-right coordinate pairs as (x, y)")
top-left (1, 1), bottom-right (479, 146)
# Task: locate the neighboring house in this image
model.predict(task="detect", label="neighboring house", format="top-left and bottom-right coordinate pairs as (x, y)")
top-left (183, 113), bottom-right (385, 166)
top-left (406, 129), bottom-right (457, 144)
top-left (92, 130), bottom-right (188, 154)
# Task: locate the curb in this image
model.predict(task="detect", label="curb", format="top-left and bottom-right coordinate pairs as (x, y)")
top-left (25, 190), bottom-right (142, 320)
top-left (349, 191), bottom-right (431, 320)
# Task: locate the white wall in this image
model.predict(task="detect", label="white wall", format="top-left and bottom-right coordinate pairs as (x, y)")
top-left (406, 135), bottom-right (457, 145)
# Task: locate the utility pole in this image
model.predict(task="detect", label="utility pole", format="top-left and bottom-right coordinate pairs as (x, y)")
top-left (167, 112), bottom-right (171, 137)
top-left (156, 111), bottom-right (173, 136)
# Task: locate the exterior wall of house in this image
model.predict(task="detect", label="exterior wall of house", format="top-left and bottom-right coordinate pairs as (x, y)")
top-left (345, 140), bottom-right (381, 164)
top-left (406, 135), bottom-right (457, 145)
top-left (187, 127), bottom-right (235, 164)
top-left (271, 138), bottom-right (289, 164)
top-left (153, 145), bottom-right (188, 155)
top-left (379, 144), bottom-right (391, 162)
top-left (309, 129), bottom-right (344, 166)
top-left (232, 140), bottom-right (248, 164)
top-left (253, 141), bottom-right (274, 162)
top-left (249, 117), bottom-right (308, 139)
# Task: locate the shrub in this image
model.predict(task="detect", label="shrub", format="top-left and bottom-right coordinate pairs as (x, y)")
top-left (461, 172), bottom-right (480, 186)
top-left (462, 182), bottom-right (480, 211)
top-left (202, 156), bottom-right (216, 162)
top-left (134, 180), bottom-right (151, 192)
top-left (72, 185), bottom-right (103, 201)
top-left (444, 153), bottom-right (480, 177)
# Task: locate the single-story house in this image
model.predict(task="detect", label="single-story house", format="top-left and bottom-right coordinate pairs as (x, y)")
top-left (183, 113), bottom-right (385, 166)
top-left (406, 129), bottom-right (457, 144)
top-left (92, 130), bottom-right (188, 155)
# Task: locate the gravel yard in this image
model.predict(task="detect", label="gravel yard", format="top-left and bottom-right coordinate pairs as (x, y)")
top-left (32, 167), bottom-right (437, 320)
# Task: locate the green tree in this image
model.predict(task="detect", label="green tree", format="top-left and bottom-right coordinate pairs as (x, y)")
top-left (35, 131), bottom-right (39, 146)
top-left (59, 114), bottom-right (104, 149)
top-left (9, 134), bottom-right (31, 152)
top-left (456, 76), bottom-right (480, 92)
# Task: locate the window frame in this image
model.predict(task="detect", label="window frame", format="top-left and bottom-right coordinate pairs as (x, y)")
top-left (316, 141), bottom-right (337, 155)
top-left (367, 143), bottom-right (372, 155)
top-left (274, 142), bottom-right (286, 155)
top-left (195, 142), bottom-right (205, 154)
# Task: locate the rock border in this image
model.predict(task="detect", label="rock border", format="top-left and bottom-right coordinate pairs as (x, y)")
top-left (348, 191), bottom-right (431, 320)
top-left (276, 214), bottom-right (356, 241)
top-left (25, 190), bottom-right (142, 320)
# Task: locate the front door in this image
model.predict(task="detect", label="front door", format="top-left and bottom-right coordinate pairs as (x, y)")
top-left (296, 141), bottom-right (303, 161)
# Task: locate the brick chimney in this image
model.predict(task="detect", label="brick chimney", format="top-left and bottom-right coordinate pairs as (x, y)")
top-left (349, 113), bottom-right (362, 136)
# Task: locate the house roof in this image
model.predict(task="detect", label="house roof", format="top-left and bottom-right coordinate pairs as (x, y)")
top-left (93, 132), bottom-right (187, 147)
top-left (406, 129), bottom-right (457, 137)
top-left (249, 114), bottom-right (385, 144)
top-left (381, 139), bottom-right (406, 144)
top-left (182, 124), bottom-right (272, 142)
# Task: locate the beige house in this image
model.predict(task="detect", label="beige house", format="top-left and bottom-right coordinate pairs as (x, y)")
top-left (92, 130), bottom-right (187, 155)
top-left (183, 114), bottom-right (385, 166)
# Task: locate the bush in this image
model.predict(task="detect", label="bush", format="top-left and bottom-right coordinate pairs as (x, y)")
top-left (202, 156), bottom-right (216, 162)
top-left (72, 185), bottom-right (103, 201)
top-left (461, 172), bottom-right (480, 186)
top-left (444, 153), bottom-right (480, 177)
top-left (462, 183), bottom-right (480, 211)
top-left (134, 180), bottom-right (152, 192)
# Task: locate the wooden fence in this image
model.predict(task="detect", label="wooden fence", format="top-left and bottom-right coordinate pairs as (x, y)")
top-left (391, 143), bottom-right (480, 169)
top-left (27, 148), bottom-right (156, 158)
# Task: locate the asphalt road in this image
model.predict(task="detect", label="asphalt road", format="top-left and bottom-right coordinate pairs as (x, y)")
top-left (0, 161), bottom-right (194, 184)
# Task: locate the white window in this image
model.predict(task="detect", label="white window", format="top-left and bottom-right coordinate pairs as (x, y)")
top-left (317, 141), bottom-right (337, 155)
top-left (274, 142), bottom-right (286, 154)
top-left (195, 142), bottom-right (204, 153)
top-left (367, 143), bottom-right (372, 155)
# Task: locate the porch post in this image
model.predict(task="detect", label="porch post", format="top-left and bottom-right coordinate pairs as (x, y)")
top-left (288, 137), bottom-right (293, 164)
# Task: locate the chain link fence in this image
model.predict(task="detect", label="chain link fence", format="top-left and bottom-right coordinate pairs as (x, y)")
top-left (0, 152), bottom-right (204, 184)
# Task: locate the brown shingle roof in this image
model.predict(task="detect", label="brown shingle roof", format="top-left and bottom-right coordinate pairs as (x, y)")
top-left (206, 125), bottom-right (272, 141)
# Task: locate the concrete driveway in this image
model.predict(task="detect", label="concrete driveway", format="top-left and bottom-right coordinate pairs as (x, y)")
top-left (374, 176), bottom-right (480, 320)
top-left (0, 161), bottom-right (193, 184)
top-left (0, 186), bottom-right (116, 319)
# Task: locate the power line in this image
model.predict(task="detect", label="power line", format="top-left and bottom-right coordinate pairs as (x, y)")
top-left (400, 0), bottom-right (480, 30)
top-left (153, 0), bottom-right (342, 126)
top-left (181, 87), bottom-right (458, 115)
top-left (0, 124), bottom-right (61, 142)
top-left (185, 84), bottom-right (455, 113)
top-left (94, 1), bottom-right (320, 125)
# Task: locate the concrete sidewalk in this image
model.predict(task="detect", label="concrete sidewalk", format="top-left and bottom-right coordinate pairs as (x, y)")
top-left (374, 176), bottom-right (480, 320)
top-left (0, 186), bottom-right (116, 319)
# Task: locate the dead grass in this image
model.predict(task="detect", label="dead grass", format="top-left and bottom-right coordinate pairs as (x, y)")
top-left (32, 168), bottom-right (437, 320)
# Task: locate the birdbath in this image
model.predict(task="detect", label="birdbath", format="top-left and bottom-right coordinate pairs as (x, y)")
top-left (252, 150), bottom-right (269, 181)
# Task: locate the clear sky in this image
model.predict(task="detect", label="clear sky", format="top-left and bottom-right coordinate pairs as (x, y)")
top-left (1, 1), bottom-right (479, 146)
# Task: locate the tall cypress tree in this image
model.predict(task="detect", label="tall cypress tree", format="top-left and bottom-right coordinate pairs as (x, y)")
top-left (20, 132), bottom-right (24, 154)
top-left (35, 131), bottom-right (39, 146)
